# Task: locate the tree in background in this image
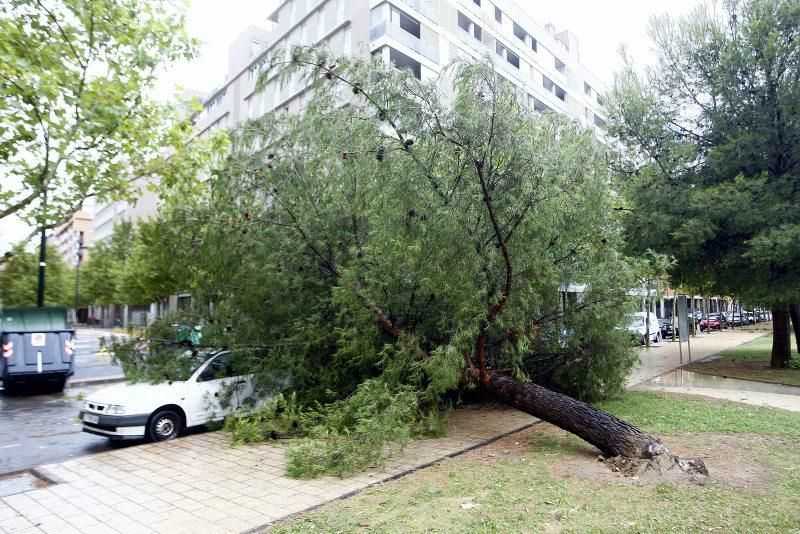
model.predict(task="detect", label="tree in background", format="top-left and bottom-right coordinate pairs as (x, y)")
top-left (117, 218), bottom-right (188, 306)
top-left (113, 52), bottom-right (708, 477)
top-left (607, 0), bottom-right (800, 366)
top-left (0, 245), bottom-right (70, 307)
top-left (81, 221), bottom-right (134, 306)
top-left (0, 0), bottom-right (205, 255)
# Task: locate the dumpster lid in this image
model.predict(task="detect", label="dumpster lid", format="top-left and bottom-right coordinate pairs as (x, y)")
top-left (0, 307), bottom-right (70, 332)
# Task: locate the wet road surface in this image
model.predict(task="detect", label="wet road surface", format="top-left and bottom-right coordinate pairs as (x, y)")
top-left (0, 329), bottom-right (130, 475)
top-left (70, 329), bottom-right (124, 381)
top-left (0, 383), bottom-right (133, 475)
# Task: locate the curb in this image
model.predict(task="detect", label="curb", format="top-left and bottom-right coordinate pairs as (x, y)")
top-left (67, 375), bottom-right (126, 388)
top-left (244, 418), bottom-right (543, 533)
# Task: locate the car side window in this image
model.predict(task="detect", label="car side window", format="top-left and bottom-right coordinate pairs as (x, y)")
top-left (197, 353), bottom-right (237, 382)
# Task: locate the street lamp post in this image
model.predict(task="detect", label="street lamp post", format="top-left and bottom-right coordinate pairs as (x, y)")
top-left (73, 234), bottom-right (87, 324)
top-left (36, 188), bottom-right (48, 307)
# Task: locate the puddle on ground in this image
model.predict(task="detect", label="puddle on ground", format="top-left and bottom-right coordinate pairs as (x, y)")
top-left (638, 369), bottom-right (800, 397)
top-left (0, 471), bottom-right (51, 498)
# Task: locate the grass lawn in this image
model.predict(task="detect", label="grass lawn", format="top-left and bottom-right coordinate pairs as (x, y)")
top-left (685, 333), bottom-right (800, 387)
top-left (273, 392), bottom-right (800, 533)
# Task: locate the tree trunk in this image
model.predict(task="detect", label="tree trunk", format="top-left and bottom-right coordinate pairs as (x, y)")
top-left (771, 305), bottom-right (791, 368)
top-left (789, 302), bottom-right (800, 355)
top-left (484, 370), bottom-right (666, 459)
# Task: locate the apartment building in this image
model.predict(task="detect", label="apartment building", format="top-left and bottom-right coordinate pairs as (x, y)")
top-left (52, 205), bottom-right (93, 268)
top-left (194, 0), bottom-right (607, 137)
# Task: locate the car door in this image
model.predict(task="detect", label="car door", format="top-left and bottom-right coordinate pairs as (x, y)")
top-left (187, 352), bottom-right (252, 425)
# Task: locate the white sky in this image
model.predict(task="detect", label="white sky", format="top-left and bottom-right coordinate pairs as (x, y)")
top-left (1, 0), bottom-right (701, 254)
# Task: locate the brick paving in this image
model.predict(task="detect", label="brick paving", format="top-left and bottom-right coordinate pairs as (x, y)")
top-left (0, 407), bottom-right (536, 533)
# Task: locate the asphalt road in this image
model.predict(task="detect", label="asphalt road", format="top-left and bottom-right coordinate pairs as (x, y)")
top-left (69, 328), bottom-right (125, 382)
top-left (0, 328), bottom-right (131, 475)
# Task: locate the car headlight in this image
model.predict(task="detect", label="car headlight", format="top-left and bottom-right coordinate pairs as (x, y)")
top-left (106, 405), bottom-right (126, 415)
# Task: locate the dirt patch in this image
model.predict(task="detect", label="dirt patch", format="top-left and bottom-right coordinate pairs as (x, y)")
top-left (465, 424), bottom-right (776, 491)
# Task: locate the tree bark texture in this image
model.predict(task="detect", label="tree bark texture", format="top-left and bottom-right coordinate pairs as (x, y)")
top-left (789, 302), bottom-right (800, 355)
top-left (771, 305), bottom-right (792, 368)
top-left (484, 370), bottom-right (667, 459)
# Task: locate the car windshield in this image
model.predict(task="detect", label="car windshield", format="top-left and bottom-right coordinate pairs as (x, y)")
top-left (627, 316), bottom-right (645, 327)
top-left (168, 351), bottom-right (213, 381)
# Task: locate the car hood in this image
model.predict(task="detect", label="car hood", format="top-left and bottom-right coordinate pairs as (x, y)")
top-left (86, 381), bottom-right (186, 406)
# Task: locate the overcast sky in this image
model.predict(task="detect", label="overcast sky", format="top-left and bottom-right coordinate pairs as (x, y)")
top-left (2, 0), bottom-right (702, 253)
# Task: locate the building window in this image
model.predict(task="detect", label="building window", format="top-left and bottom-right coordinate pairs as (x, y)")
top-left (506, 50), bottom-right (519, 69)
top-left (317, 8), bottom-right (325, 39)
top-left (513, 22), bottom-right (526, 42)
top-left (495, 6), bottom-right (502, 23)
top-left (458, 11), bottom-right (481, 41)
top-left (458, 11), bottom-right (470, 32)
top-left (343, 26), bottom-right (352, 55)
top-left (531, 96), bottom-right (550, 113)
top-left (337, 0), bottom-right (346, 23)
top-left (531, 38), bottom-right (538, 52)
top-left (555, 58), bottom-right (566, 75)
top-left (584, 82), bottom-right (592, 95)
top-left (594, 114), bottom-right (606, 127)
top-left (473, 0), bottom-right (480, 5)
top-left (389, 47), bottom-right (421, 79)
top-left (597, 94), bottom-right (605, 106)
top-left (554, 85), bottom-right (566, 100)
top-left (391, 6), bottom-right (420, 39)
top-left (273, 80), bottom-right (282, 107)
top-left (543, 75), bottom-right (554, 92)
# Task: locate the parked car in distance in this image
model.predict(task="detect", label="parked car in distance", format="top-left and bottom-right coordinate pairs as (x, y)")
top-left (625, 312), bottom-right (661, 344)
top-left (660, 319), bottom-right (675, 339)
top-left (699, 314), bottom-right (725, 331)
top-left (724, 312), bottom-right (747, 327)
top-left (79, 350), bottom-right (256, 441)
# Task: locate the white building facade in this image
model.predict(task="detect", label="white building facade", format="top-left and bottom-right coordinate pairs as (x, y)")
top-left (193, 0), bottom-right (607, 137)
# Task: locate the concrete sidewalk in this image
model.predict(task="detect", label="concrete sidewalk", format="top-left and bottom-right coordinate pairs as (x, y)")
top-left (0, 328), bottom-right (772, 534)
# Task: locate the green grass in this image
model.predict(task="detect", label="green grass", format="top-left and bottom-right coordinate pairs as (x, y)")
top-left (594, 390), bottom-right (800, 437)
top-left (685, 334), bottom-right (800, 387)
top-left (273, 391), bottom-right (800, 533)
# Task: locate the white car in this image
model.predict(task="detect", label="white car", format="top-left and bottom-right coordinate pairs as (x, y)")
top-left (625, 312), bottom-right (661, 344)
top-left (80, 350), bottom-right (254, 441)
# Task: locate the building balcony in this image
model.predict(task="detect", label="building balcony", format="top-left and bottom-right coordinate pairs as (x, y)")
top-left (396, 0), bottom-right (438, 23)
top-left (370, 21), bottom-right (439, 63)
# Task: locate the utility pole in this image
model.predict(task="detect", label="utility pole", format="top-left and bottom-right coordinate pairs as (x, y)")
top-left (36, 188), bottom-right (47, 307)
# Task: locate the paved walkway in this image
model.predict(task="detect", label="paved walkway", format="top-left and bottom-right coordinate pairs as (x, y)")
top-left (0, 327), bottom-right (777, 534)
top-left (0, 407), bottom-right (536, 533)
top-left (627, 328), bottom-right (767, 387)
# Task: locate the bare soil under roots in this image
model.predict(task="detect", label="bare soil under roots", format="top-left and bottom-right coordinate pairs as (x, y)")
top-left (470, 423), bottom-right (776, 491)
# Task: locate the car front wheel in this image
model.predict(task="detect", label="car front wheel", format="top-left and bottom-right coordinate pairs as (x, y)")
top-left (147, 409), bottom-right (183, 442)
